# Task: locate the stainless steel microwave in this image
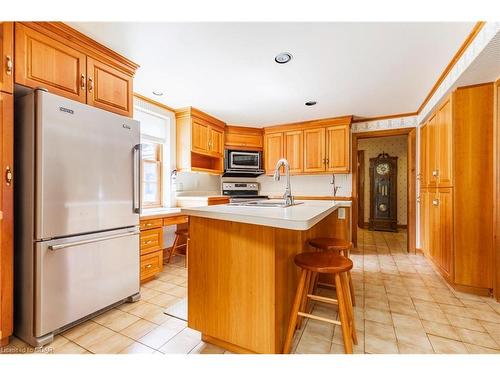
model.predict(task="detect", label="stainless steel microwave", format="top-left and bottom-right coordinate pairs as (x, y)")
top-left (224, 150), bottom-right (264, 177)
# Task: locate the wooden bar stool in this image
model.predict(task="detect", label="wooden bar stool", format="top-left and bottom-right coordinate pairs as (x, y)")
top-left (167, 228), bottom-right (189, 267)
top-left (283, 251), bottom-right (357, 354)
top-left (307, 237), bottom-right (356, 306)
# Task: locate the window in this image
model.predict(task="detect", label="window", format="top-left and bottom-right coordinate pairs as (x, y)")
top-left (134, 98), bottom-right (173, 208)
top-left (141, 141), bottom-right (163, 208)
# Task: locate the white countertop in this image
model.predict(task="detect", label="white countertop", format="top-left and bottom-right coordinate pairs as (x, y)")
top-left (181, 200), bottom-right (350, 231)
top-left (140, 207), bottom-right (182, 218)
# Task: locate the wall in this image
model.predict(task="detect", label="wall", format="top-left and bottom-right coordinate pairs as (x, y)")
top-left (175, 172), bottom-right (221, 196)
top-left (255, 174), bottom-right (352, 197)
top-left (358, 135), bottom-right (407, 226)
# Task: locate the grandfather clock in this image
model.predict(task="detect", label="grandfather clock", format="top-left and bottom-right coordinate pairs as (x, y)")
top-left (369, 152), bottom-right (398, 232)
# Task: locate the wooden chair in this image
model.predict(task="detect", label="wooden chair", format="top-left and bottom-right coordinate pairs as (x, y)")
top-left (307, 237), bottom-right (356, 306)
top-left (282, 251), bottom-right (357, 354)
top-left (167, 228), bottom-right (189, 267)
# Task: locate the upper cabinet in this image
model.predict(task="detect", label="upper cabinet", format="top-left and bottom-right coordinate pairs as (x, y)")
top-left (0, 23), bottom-right (14, 94)
top-left (14, 22), bottom-right (138, 117)
top-left (86, 57), bottom-right (132, 117)
top-left (176, 107), bottom-right (226, 174)
top-left (224, 125), bottom-right (263, 150)
top-left (263, 116), bottom-right (352, 175)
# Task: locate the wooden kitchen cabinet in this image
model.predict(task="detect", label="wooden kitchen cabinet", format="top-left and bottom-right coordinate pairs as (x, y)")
top-left (264, 132), bottom-right (284, 174)
top-left (419, 83), bottom-right (494, 293)
top-left (264, 116), bottom-right (351, 175)
top-left (14, 22), bottom-right (138, 117)
top-left (176, 107), bottom-right (226, 174)
top-left (326, 124), bottom-right (350, 173)
top-left (0, 23), bottom-right (14, 94)
top-left (284, 130), bottom-right (304, 173)
top-left (15, 23), bottom-right (87, 103)
top-left (139, 218), bottom-right (164, 283)
top-left (0, 92), bottom-right (13, 347)
top-left (86, 57), bottom-right (132, 117)
top-left (303, 128), bottom-right (325, 173)
top-left (224, 125), bottom-right (263, 150)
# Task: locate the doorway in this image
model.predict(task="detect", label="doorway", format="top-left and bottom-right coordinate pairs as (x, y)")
top-left (352, 128), bottom-right (416, 253)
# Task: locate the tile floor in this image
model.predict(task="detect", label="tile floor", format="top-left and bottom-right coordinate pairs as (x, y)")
top-left (3, 228), bottom-right (500, 354)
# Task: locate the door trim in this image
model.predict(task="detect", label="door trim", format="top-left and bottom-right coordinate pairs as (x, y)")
top-left (351, 127), bottom-right (416, 253)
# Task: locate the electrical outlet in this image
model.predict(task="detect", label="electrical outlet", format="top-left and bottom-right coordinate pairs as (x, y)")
top-left (338, 207), bottom-right (346, 220)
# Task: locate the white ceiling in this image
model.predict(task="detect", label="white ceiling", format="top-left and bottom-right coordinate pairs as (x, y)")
top-left (69, 22), bottom-right (475, 126)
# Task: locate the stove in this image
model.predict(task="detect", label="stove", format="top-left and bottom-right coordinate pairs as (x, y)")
top-left (222, 182), bottom-right (269, 203)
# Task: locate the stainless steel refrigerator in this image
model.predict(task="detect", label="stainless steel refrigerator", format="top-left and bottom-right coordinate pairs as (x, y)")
top-left (14, 89), bottom-right (142, 347)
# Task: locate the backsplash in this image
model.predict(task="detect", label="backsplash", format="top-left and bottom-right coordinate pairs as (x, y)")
top-left (222, 174), bottom-right (352, 197)
top-left (174, 172), bottom-right (221, 196)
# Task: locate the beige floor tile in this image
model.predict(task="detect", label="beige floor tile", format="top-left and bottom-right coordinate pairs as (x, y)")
top-left (468, 308), bottom-right (500, 324)
top-left (397, 341), bottom-right (434, 354)
top-left (86, 333), bottom-right (135, 354)
top-left (391, 313), bottom-right (423, 329)
top-left (301, 319), bottom-right (334, 342)
top-left (120, 319), bottom-right (158, 340)
top-left (190, 342), bottom-right (225, 354)
top-left (164, 285), bottom-right (187, 298)
top-left (364, 308), bottom-right (393, 325)
top-left (439, 304), bottom-right (475, 318)
top-left (139, 287), bottom-right (162, 301)
top-left (365, 334), bottom-right (399, 354)
top-left (428, 335), bottom-right (469, 354)
top-left (161, 317), bottom-right (187, 331)
top-left (455, 327), bottom-right (500, 349)
top-left (93, 308), bottom-right (140, 332)
top-left (72, 325), bottom-right (115, 349)
top-left (365, 320), bottom-right (396, 341)
top-left (62, 320), bottom-right (100, 341)
top-left (421, 320), bottom-right (460, 341)
top-left (119, 342), bottom-right (156, 354)
top-left (394, 326), bottom-right (433, 350)
top-left (52, 341), bottom-right (90, 354)
top-left (158, 331), bottom-right (201, 354)
top-left (138, 326), bottom-right (181, 349)
top-left (148, 293), bottom-right (180, 308)
top-left (464, 343), bottom-right (500, 354)
top-left (415, 306), bottom-right (449, 324)
top-left (445, 314), bottom-right (485, 332)
top-left (294, 332), bottom-right (331, 354)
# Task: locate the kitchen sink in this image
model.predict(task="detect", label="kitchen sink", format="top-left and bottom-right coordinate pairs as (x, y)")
top-left (229, 200), bottom-right (304, 208)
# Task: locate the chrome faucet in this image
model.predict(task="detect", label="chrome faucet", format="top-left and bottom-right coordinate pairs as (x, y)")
top-left (273, 158), bottom-right (294, 206)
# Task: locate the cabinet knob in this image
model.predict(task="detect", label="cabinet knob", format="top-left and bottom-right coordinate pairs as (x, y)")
top-left (5, 166), bottom-right (12, 186)
top-left (5, 56), bottom-right (13, 75)
top-left (432, 199), bottom-right (439, 206)
top-left (432, 170), bottom-right (439, 177)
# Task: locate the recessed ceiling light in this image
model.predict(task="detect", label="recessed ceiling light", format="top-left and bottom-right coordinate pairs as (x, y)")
top-left (305, 101), bottom-right (317, 106)
top-left (274, 52), bottom-right (293, 64)
top-left (152, 90), bottom-right (163, 96)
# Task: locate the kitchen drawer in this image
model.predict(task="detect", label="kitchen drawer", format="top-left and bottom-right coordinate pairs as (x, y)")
top-left (140, 218), bottom-right (163, 230)
top-left (140, 251), bottom-right (163, 282)
top-left (163, 215), bottom-right (188, 226)
top-left (140, 228), bottom-right (163, 255)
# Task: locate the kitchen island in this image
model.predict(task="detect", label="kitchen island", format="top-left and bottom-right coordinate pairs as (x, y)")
top-left (182, 200), bottom-right (351, 354)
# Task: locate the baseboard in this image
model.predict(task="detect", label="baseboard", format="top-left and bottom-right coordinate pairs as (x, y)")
top-left (415, 248), bottom-right (424, 255)
top-left (201, 334), bottom-right (258, 354)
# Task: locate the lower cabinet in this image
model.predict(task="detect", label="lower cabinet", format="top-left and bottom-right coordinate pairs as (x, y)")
top-left (421, 188), bottom-right (453, 281)
top-left (139, 218), bottom-right (164, 282)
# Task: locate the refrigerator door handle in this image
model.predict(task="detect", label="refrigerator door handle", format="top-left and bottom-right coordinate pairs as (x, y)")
top-left (48, 230), bottom-right (139, 251)
top-left (133, 144), bottom-right (142, 214)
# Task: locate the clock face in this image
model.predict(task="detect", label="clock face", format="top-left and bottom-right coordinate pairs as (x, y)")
top-left (376, 163), bottom-right (390, 175)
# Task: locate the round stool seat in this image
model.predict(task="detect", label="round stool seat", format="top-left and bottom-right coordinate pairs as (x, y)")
top-left (294, 251), bottom-right (353, 274)
top-left (308, 237), bottom-right (351, 251)
top-left (175, 228), bottom-right (188, 236)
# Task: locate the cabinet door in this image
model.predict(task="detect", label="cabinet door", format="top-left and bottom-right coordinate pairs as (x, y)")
top-left (86, 57), bottom-right (133, 117)
top-left (0, 23), bottom-right (14, 94)
top-left (209, 127), bottom-right (224, 157)
top-left (303, 128), bottom-right (326, 173)
top-left (419, 123), bottom-right (428, 188)
top-left (326, 124), bottom-right (350, 173)
top-left (15, 23), bottom-right (86, 103)
top-left (284, 130), bottom-right (304, 174)
top-left (264, 132), bottom-right (284, 174)
top-left (191, 120), bottom-right (210, 154)
top-left (419, 189), bottom-right (429, 256)
top-left (427, 113), bottom-right (438, 187)
top-left (437, 98), bottom-right (453, 187)
top-left (438, 188), bottom-right (453, 278)
top-left (428, 189), bottom-right (440, 265)
top-left (0, 92), bottom-right (13, 343)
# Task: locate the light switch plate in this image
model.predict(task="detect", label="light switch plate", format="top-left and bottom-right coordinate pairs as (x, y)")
top-left (338, 207), bottom-right (346, 220)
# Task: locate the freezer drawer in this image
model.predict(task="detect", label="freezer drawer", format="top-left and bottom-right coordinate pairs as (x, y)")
top-left (34, 228), bottom-right (140, 337)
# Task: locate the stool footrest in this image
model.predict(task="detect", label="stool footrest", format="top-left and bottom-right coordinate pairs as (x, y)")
top-left (317, 282), bottom-right (335, 289)
top-left (306, 294), bottom-right (338, 305)
top-left (297, 312), bottom-right (341, 326)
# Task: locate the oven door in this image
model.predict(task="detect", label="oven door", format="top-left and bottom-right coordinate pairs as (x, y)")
top-left (229, 151), bottom-right (260, 170)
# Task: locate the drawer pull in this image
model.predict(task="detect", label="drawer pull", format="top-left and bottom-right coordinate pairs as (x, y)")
top-left (145, 240), bottom-right (153, 245)
top-left (145, 264), bottom-right (153, 269)
top-left (146, 223), bottom-right (152, 226)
